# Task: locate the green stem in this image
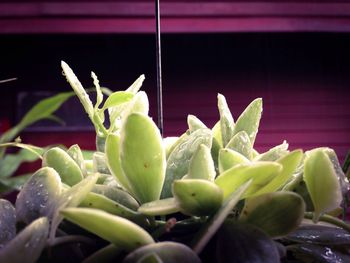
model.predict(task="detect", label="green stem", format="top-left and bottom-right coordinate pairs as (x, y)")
top-left (304, 212), bottom-right (350, 232)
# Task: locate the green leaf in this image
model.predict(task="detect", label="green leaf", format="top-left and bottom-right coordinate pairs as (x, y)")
top-left (93, 152), bottom-right (110, 174)
top-left (0, 92), bottom-right (73, 145)
top-left (212, 121), bottom-right (223, 147)
top-left (80, 192), bottom-right (147, 226)
top-left (92, 184), bottom-right (139, 210)
top-left (50, 173), bottom-right (99, 240)
top-left (138, 253), bottom-right (163, 263)
top-left (43, 147), bottom-right (83, 186)
top-left (162, 128), bottom-right (212, 199)
top-left (187, 144), bottom-right (216, 181)
top-left (233, 98), bottom-right (262, 146)
top-left (61, 207), bottom-right (154, 251)
top-left (0, 199), bottom-right (16, 246)
top-left (218, 148), bottom-right (250, 174)
top-left (0, 174), bottom-right (32, 193)
top-left (105, 133), bottom-right (133, 193)
top-left (226, 130), bottom-right (253, 159)
top-left (67, 144), bottom-right (87, 177)
top-left (102, 91), bottom-right (134, 111)
top-left (216, 220), bottom-right (280, 263)
top-left (61, 61), bottom-right (94, 119)
top-left (254, 140), bottom-right (289, 162)
top-left (254, 149), bottom-right (303, 196)
top-left (0, 142), bottom-right (44, 160)
top-left (126, 74), bottom-right (145, 94)
top-left (172, 179), bottom-right (223, 216)
top-left (123, 242), bottom-right (201, 263)
top-left (15, 167), bottom-right (62, 224)
top-left (0, 149), bottom-right (40, 178)
top-left (91, 71), bottom-right (103, 109)
top-left (240, 192), bottom-right (305, 238)
top-left (304, 149), bottom-right (342, 222)
top-left (120, 113), bottom-right (166, 203)
top-left (138, 198), bottom-right (180, 216)
top-left (215, 162), bottom-right (282, 199)
top-left (187, 115), bottom-right (207, 132)
top-left (217, 94), bottom-right (234, 147)
top-left (0, 217), bottom-right (49, 263)
top-left (191, 180), bottom-right (252, 254)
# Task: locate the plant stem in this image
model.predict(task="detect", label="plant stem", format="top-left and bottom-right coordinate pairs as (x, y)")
top-left (304, 212), bottom-right (350, 232)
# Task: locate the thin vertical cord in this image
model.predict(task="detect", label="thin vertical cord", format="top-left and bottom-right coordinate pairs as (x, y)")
top-left (155, 0), bottom-right (163, 136)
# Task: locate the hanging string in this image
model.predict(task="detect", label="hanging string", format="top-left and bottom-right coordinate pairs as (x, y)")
top-left (155, 0), bottom-right (163, 136)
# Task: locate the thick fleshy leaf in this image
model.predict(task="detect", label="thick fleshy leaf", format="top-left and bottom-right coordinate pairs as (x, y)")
top-left (92, 184), bottom-right (139, 210)
top-left (172, 179), bottom-right (223, 216)
top-left (187, 115), bottom-right (207, 132)
top-left (0, 217), bottom-right (49, 263)
top-left (215, 162), bottom-right (282, 199)
top-left (304, 149), bottom-right (342, 222)
top-left (138, 198), bottom-right (180, 216)
top-left (61, 207), bottom-right (154, 251)
top-left (187, 144), bottom-right (216, 181)
top-left (226, 131), bottom-right (252, 160)
top-left (240, 192), bottom-right (305, 238)
top-left (217, 94), bottom-right (234, 147)
top-left (165, 132), bottom-right (188, 160)
top-left (233, 98), bottom-right (262, 146)
top-left (16, 167), bottom-right (62, 224)
top-left (212, 121), bottom-right (223, 147)
top-left (0, 199), bottom-right (16, 246)
top-left (138, 253), bottom-right (163, 263)
top-left (285, 224), bottom-right (350, 245)
top-left (254, 141), bottom-right (289, 162)
top-left (322, 147), bottom-right (350, 196)
top-left (93, 152), bottom-right (110, 174)
top-left (105, 133), bottom-right (133, 193)
top-left (80, 192), bottom-right (147, 226)
top-left (287, 244), bottom-right (350, 263)
top-left (162, 128), bottom-right (212, 199)
top-left (254, 149), bottom-right (303, 195)
top-left (102, 91), bottom-right (134, 110)
top-left (67, 144), bottom-right (87, 177)
top-left (192, 180), bottom-right (252, 254)
top-left (218, 148), bottom-right (250, 174)
top-left (123, 242), bottom-right (201, 263)
top-left (216, 220), bottom-right (280, 263)
top-left (163, 137), bottom-right (179, 158)
top-left (50, 173), bottom-right (99, 240)
top-left (43, 147), bottom-right (83, 186)
top-left (120, 113), bottom-right (165, 203)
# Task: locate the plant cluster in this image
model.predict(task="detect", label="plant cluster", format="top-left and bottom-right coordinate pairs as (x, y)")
top-left (0, 62), bottom-right (350, 262)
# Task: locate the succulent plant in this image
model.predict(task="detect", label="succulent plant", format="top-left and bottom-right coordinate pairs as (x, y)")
top-left (0, 62), bottom-right (349, 262)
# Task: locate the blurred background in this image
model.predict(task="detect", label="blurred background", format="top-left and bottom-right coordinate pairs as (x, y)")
top-left (0, 0), bottom-right (349, 162)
